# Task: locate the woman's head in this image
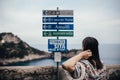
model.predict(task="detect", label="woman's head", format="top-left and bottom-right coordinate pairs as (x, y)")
top-left (82, 37), bottom-right (103, 69)
top-left (82, 37), bottom-right (99, 59)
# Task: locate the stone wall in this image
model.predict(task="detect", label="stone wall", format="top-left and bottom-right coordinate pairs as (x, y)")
top-left (106, 65), bottom-right (120, 80)
top-left (0, 66), bottom-right (57, 80)
top-left (0, 65), bottom-right (120, 80)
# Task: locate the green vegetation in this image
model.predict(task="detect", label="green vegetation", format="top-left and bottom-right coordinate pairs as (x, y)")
top-left (0, 32), bottom-right (46, 59)
top-left (0, 41), bottom-right (27, 58)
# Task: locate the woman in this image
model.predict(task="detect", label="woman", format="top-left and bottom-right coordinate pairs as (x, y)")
top-left (62, 37), bottom-right (108, 80)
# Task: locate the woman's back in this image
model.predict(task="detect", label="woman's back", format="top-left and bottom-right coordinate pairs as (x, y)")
top-left (71, 60), bottom-right (107, 80)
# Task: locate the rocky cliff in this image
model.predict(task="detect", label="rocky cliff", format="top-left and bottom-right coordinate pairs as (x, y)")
top-left (0, 32), bottom-right (50, 65)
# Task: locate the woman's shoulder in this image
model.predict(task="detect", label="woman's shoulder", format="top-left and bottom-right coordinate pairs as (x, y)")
top-left (77, 60), bottom-right (107, 79)
top-left (78, 59), bottom-right (92, 67)
top-left (78, 60), bottom-right (106, 69)
top-left (77, 60), bottom-right (94, 71)
top-left (78, 60), bottom-right (107, 73)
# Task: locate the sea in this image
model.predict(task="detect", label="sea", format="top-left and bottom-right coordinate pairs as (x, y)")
top-left (9, 44), bottom-right (120, 66)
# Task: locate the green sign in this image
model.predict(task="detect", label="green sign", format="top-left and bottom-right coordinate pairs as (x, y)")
top-left (43, 31), bottom-right (73, 37)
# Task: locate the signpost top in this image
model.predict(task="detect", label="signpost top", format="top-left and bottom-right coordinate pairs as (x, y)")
top-left (43, 10), bottom-right (73, 16)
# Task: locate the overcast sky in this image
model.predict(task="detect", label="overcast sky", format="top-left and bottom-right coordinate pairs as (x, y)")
top-left (0, 0), bottom-right (120, 50)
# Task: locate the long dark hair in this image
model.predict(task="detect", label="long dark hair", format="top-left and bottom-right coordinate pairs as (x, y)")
top-left (82, 37), bottom-right (103, 69)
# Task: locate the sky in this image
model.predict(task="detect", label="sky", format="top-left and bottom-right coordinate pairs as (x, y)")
top-left (0, 0), bottom-right (120, 51)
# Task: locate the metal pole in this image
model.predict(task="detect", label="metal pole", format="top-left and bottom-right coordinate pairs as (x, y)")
top-left (57, 62), bottom-right (59, 80)
top-left (57, 7), bottom-right (59, 80)
top-left (57, 7), bottom-right (59, 39)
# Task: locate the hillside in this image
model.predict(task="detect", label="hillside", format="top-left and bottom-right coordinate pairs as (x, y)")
top-left (0, 32), bottom-right (50, 65)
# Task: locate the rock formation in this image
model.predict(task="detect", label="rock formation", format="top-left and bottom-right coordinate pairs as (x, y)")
top-left (0, 32), bottom-right (50, 65)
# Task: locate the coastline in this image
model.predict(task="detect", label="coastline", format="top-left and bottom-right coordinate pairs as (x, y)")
top-left (0, 54), bottom-right (51, 66)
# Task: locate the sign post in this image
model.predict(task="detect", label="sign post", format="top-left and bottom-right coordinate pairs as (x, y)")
top-left (56, 7), bottom-right (60, 80)
top-left (42, 7), bottom-right (73, 80)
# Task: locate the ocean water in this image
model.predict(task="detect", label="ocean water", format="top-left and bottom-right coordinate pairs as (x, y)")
top-left (33, 44), bottom-right (120, 65)
top-left (99, 44), bottom-right (120, 65)
top-left (9, 44), bottom-right (120, 66)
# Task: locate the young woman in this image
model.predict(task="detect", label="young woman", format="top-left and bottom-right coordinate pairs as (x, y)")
top-left (62, 37), bottom-right (108, 80)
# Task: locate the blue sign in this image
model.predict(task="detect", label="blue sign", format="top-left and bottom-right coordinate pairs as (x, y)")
top-left (43, 24), bottom-right (74, 30)
top-left (48, 39), bottom-right (67, 52)
top-left (43, 17), bottom-right (73, 23)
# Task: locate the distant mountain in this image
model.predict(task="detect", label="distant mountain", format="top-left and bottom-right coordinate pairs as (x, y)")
top-left (0, 32), bottom-right (47, 59)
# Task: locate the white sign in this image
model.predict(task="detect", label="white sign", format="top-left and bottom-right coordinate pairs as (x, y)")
top-left (54, 52), bottom-right (61, 62)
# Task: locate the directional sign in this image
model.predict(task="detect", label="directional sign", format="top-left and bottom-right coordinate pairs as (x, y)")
top-left (43, 10), bottom-right (73, 16)
top-left (43, 17), bottom-right (73, 23)
top-left (43, 24), bottom-right (73, 30)
top-left (43, 31), bottom-right (73, 37)
top-left (48, 39), bottom-right (67, 52)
